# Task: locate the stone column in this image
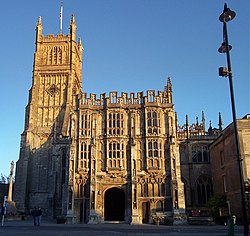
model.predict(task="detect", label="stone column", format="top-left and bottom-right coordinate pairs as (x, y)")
top-left (88, 131), bottom-right (98, 224)
top-left (7, 161), bottom-right (14, 202)
top-left (130, 141), bottom-right (140, 224)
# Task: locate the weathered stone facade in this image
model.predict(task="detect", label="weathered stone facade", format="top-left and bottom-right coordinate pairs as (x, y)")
top-left (210, 114), bottom-right (250, 222)
top-left (14, 15), bottom-right (83, 218)
top-left (14, 16), bottom-right (186, 224)
top-left (177, 113), bottom-right (222, 213)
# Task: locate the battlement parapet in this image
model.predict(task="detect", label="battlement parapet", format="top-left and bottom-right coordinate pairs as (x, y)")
top-left (42, 34), bottom-right (70, 42)
top-left (79, 90), bottom-right (172, 107)
top-left (177, 124), bottom-right (220, 140)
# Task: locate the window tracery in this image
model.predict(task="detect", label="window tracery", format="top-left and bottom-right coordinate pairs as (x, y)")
top-left (147, 140), bottom-right (161, 158)
top-left (79, 142), bottom-right (89, 170)
top-left (80, 112), bottom-right (91, 136)
top-left (147, 110), bottom-right (160, 134)
top-left (196, 175), bottom-right (213, 205)
top-left (48, 47), bottom-right (63, 65)
top-left (192, 145), bottom-right (210, 163)
top-left (107, 112), bottom-right (124, 135)
top-left (107, 141), bottom-right (125, 169)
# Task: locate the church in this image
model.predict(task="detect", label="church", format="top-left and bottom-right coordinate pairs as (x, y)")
top-left (14, 15), bottom-right (220, 224)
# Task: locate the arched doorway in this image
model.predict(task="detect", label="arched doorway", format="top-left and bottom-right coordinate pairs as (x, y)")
top-left (104, 187), bottom-right (125, 221)
top-left (142, 201), bottom-right (150, 224)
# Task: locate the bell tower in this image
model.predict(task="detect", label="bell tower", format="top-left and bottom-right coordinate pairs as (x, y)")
top-left (14, 15), bottom-right (83, 213)
top-left (30, 15), bottom-right (82, 137)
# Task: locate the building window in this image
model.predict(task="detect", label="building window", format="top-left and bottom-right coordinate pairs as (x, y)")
top-left (107, 141), bottom-right (124, 168)
top-left (107, 112), bottom-right (124, 135)
top-left (196, 176), bottom-right (213, 205)
top-left (108, 142), bottom-right (124, 159)
top-left (192, 145), bottom-right (210, 163)
top-left (79, 142), bottom-right (89, 169)
top-left (80, 112), bottom-right (91, 136)
top-left (147, 140), bottom-right (162, 169)
top-left (223, 175), bottom-right (228, 193)
top-left (147, 110), bottom-right (160, 134)
top-left (148, 140), bottom-right (161, 158)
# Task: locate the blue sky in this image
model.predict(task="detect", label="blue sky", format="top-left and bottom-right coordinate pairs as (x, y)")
top-left (0, 1), bottom-right (249, 177)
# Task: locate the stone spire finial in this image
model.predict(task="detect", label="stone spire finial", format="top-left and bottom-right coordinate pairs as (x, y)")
top-left (167, 76), bottom-right (172, 91)
top-left (78, 38), bottom-right (83, 51)
top-left (71, 14), bottom-right (76, 24)
top-left (37, 16), bottom-right (42, 25)
top-left (218, 112), bottom-right (223, 131)
top-left (186, 114), bottom-right (189, 126)
top-left (164, 76), bottom-right (172, 103)
top-left (78, 38), bottom-right (82, 46)
top-left (185, 114), bottom-right (189, 139)
top-left (202, 111), bottom-right (205, 130)
top-left (35, 16), bottom-right (43, 50)
top-left (70, 14), bottom-right (77, 41)
top-left (202, 111), bottom-right (205, 122)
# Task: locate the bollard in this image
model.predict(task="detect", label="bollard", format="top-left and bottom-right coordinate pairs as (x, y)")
top-left (231, 215), bottom-right (236, 225)
top-left (227, 215), bottom-right (236, 236)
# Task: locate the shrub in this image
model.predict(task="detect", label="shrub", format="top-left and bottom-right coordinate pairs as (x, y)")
top-left (207, 195), bottom-right (227, 224)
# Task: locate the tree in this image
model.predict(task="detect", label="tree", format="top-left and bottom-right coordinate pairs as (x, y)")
top-left (207, 194), bottom-right (227, 223)
top-left (0, 174), bottom-right (7, 184)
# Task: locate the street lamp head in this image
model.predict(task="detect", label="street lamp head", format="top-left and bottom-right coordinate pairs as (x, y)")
top-left (219, 3), bottom-right (236, 22)
top-left (218, 67), bottom-right (228, 77)
top-left (218, 42), bottom-right (232, 53)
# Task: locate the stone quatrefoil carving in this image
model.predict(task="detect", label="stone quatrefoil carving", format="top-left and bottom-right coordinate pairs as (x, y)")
top-left (46, 84), bottom-right (59, 96)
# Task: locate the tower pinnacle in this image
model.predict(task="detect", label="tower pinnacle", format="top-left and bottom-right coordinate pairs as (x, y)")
top-left (202, 111), bottom-right (205, 130)
top-left (70, 14), bottom-right (77, 41)
top-left (218, 112), bottom-right (223, 131)
top-left (35, 16), bottom-right (43, 51)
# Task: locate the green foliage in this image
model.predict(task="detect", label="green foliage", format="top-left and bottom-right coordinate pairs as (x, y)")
top-left (0, 174), bottom-right (7, 183)
top-left (0, 174), bottom-right (11, 184)
top-left (207, 195), bottom-right (227, 222)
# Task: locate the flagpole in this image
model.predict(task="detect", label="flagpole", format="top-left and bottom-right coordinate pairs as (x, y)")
top-left (60, 2), bottom-right (63, 34)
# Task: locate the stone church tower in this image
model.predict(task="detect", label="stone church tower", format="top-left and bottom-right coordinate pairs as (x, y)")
top-left (14, 16), bottom-right (185, 224)
top-left (14, 15), bottom-right (83, 216)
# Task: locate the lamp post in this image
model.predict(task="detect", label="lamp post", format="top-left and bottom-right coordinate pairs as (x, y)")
top-left (218, 4), bottom-right (248, 235)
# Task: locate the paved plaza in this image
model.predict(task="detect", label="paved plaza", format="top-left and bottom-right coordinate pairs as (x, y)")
top-left (0, 218), bottom-right (245, 236)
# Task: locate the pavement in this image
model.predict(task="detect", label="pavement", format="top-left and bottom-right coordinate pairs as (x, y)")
top-left (0, 217), bottom-right (246, 236)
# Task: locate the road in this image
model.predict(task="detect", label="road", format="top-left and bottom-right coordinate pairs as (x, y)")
top-left (0, 219), bottom-right (245, 236)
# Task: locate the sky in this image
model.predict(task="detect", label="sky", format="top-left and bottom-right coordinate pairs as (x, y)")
top-left (0, 1), bottom-right (249, 177)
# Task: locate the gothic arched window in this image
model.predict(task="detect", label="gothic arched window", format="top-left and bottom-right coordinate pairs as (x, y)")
top-left (196, 175), bottom-right (213, 205)
top-left (192, 145), bottom-right (210, 163)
